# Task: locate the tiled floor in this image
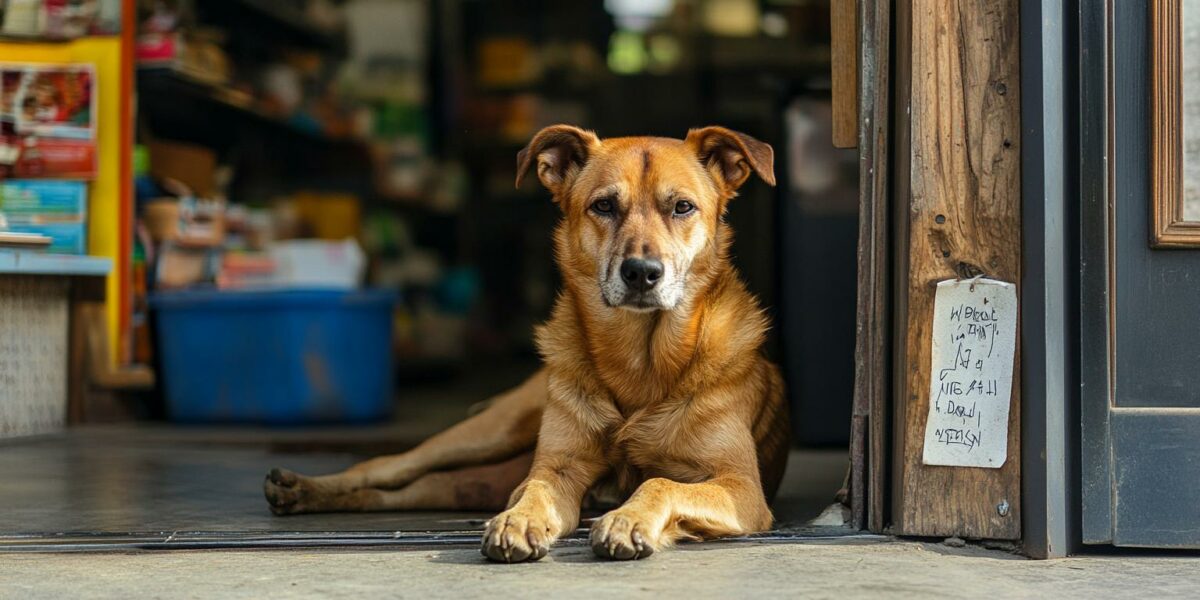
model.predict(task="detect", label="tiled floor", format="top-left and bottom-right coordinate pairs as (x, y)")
top-left (0, 428), bottom-right (847, 538)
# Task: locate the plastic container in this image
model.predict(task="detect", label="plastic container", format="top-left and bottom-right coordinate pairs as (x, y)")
top-left (151, 289), bottom-right (396, 424)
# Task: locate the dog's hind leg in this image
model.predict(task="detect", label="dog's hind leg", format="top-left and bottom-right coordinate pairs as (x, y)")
top-left (266, 452), bottom-right (534, 514)
top-left (264, 369), bottom-right (546, 514)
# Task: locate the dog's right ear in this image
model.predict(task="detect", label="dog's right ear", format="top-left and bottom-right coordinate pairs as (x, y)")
top-left (516, 125), bottom-right (600, 196)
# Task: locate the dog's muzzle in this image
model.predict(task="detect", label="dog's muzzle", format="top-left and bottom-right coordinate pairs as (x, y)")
top-left (601, 257), bottom-right (679, 311)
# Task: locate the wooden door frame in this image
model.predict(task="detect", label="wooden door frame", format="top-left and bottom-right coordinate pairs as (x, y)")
top-left (893, 0), bottom-right (1023, 540)
top-left (852, 0), bottom-right (1079, 556)
top-left (1149, 0), bottom-right (1200, 247)
top-left (848, 0), bottom-right (893, 534)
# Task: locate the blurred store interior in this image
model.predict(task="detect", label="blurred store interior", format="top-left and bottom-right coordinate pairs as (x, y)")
top-left (0, 0), bottom-right (858, 538)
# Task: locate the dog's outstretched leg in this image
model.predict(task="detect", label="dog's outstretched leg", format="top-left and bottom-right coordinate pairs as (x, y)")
top-left (265, 452), bottom-right (534, 514)
top-left (265, 369), bottom-right (547, 515)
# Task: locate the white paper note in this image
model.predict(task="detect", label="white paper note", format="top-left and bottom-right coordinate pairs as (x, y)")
top-left (922, 278), bottom-right (1017, 468)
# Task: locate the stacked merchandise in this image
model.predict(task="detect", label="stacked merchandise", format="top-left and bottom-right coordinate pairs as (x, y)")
top-left (131, 0), bottom-right (475, 366)
top-left (0, 180), bottom-right (86, 253)
top-left (134, 0), bottom-right (363, 143)
top-left (132, 141), bottom-right (394, 425)
top-left (133, 0), bottom-right (448, 207)
top-left (0, 64), bottom-right (95, 254)
top-left (134, 139), bottom-right (369, 293)
top-left (338, 0), bottom-right (433, 201)
top-left (0, 0), bottom-right (122, 39)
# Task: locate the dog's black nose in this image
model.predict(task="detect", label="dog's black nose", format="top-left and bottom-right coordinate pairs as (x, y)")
top-left (620, 258), bottom-right (664, 292)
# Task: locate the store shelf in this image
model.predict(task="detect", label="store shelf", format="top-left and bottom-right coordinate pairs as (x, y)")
top-left (472, 79), bottom-right (603, 98)
top-left (198, 0), bottom-right (347, 55)
top-left (0, 33), bottom-right (78, 44)
top-left (0, 251), bottom-right (111, 277)
top-left (137, 67), bottom-right (366, 148)
top-left (366, 193), bottom-right (460, 219)
top-left (702, 37), bottom-right (832, 72)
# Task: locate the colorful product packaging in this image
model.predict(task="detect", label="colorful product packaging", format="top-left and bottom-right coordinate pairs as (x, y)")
top-left (0, 63), bottom-right (97, 178)
top-left (0, 180), bottom-right (88, 254)
top-left (0, 135), bottom-right (96, 178)
top-left (0, 63), bottom-right (95, 140)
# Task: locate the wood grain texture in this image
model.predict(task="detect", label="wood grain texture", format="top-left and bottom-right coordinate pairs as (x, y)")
top-left (896, 0), bottom-right (1021, 539)
top-left (1150, 0), bottom-right (1200, 247)
top-left (832, 0), bottom-right (859, 148)
top-left (67, 277), bottom-right (106, 424)
top-left (852, 0), bottom-right (892, 533)
top-left (889, 0), bottom-right (914, 535)
top-left (67, 299), bottom-right (87, 425)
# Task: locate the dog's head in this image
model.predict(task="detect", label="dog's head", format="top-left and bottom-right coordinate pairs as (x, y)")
top-left (516, 125), bottom-right (775, 312)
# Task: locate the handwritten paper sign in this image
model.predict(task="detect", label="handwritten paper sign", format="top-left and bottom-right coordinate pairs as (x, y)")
top-left (922, 278), bottom-right (1017, 468)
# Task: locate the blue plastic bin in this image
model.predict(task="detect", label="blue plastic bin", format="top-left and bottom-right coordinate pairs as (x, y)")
top-left (151, 289), bottom-right (397, 424)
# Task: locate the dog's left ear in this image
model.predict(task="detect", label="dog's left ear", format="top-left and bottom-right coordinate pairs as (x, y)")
top-left (516, 124), bottom-right (600, 196)
top-left (685, 126), bottom-right (776, 192)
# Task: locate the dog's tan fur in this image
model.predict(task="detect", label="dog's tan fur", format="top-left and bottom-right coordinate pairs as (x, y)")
top-left (264, 125), bottom-right (789, 562)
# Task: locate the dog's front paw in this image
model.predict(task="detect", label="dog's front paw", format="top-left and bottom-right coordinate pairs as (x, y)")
top-left (481, 509), bottom-right (553, 563)
top-left (589, 511), bottom-right (658, 560)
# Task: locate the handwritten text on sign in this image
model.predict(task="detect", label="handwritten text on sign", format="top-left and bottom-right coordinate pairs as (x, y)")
top-left (922, 278), bottom-right (1017, 468)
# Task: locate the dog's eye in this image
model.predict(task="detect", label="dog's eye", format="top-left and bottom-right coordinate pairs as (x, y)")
top-left (673, 200), bottom-right (695, 215)
top-left (591, 198), bottom-right (615, 215)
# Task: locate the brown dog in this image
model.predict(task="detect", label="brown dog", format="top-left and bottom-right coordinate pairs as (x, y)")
top-left (263, 125), bottom-right (789, 562)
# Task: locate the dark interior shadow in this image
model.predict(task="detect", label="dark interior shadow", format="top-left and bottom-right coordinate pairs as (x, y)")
top-left (427, 544), bottom-right (643, 566)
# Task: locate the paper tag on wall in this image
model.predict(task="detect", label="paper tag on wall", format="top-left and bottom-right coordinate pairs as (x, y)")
top-left (921, 278), bottom-right (1017, 468)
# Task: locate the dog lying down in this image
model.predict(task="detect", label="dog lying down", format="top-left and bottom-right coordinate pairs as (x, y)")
top-left (264, 125), bottom-right (790, 562)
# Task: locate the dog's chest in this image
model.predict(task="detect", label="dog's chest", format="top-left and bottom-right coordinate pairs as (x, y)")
top-left (599, 407), bottom-right (711, 494)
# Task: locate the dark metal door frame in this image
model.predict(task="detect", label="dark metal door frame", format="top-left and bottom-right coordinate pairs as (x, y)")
top-left (1079, 0), bottom-right (1200, 549)
top-left (1020, 0), bottom-right (1081, 560)
top-left (1078, 0), bottom-right (1114, 547)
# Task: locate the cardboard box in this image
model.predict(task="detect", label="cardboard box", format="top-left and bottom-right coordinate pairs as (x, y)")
top-left (148, 140), bottom-right (216, 197)
top-left (269, 239), bottom-right (365, 289)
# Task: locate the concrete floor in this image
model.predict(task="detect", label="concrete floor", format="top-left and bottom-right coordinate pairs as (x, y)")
top-left (4, 540), bottom-right (1200, 598)
top-left (3, 365), bottom-right (1199, 595)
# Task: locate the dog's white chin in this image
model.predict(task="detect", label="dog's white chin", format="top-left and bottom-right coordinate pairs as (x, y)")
top-left (599, 276), bottom-right (684, 312)
top-left (616, 304), bottom-right (663, 313)
top-left (600, 289), bottom-right (675, 312)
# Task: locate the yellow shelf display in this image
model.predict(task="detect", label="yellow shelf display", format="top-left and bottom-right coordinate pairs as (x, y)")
top-left (1, 37), bottom-right (132, 365)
